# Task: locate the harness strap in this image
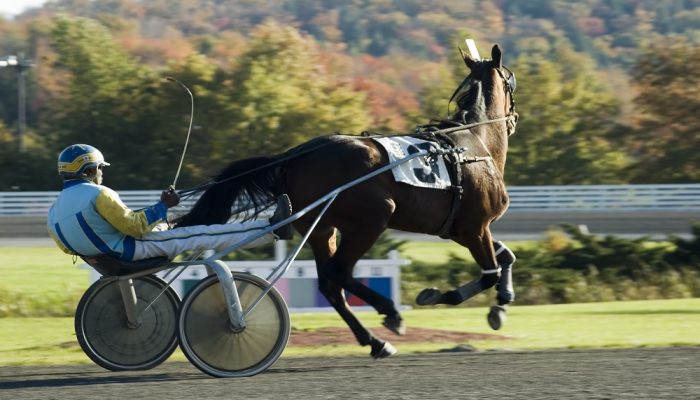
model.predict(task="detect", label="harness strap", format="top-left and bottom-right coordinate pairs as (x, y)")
top-left (425, 133), bottom-right (464, 239)
top-left (414, 131), bottom-right (495, 239)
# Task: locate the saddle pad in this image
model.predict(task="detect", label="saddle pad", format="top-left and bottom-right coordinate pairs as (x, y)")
top-left (373, 136), bottom-right (451, 190)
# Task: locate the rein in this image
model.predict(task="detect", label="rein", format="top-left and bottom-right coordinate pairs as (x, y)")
top-left (177, 64), bottom-right (517, 199)
top-left (176, 114), bottom-right (516, 199)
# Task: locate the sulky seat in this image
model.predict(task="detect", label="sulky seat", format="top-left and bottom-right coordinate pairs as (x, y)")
top-left (82, 254), bottom-right (170, 277)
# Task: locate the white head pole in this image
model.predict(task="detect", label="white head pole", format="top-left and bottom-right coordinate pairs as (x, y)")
top-left (465, 39), bottom-right (481, 60)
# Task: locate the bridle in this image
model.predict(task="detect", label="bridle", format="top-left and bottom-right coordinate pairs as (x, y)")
top-left (448, 63), bottom-right (518, 136)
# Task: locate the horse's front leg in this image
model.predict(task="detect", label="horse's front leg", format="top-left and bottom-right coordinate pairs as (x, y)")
top-left (416, 227), bottom-right (500, 306)
top-left (486, 240), bottom-right (516, 330)
top-left (493, 240), bottom-right (516, 305)
top-left (416, 230), bottom-right (516, 330)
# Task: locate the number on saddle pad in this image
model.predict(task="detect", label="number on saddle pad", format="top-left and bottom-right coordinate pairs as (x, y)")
top-left (373, 136), bottom-right (452, 190)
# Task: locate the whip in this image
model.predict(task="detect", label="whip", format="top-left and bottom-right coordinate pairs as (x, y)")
top-left (165, 76), bottom-right (194, 189)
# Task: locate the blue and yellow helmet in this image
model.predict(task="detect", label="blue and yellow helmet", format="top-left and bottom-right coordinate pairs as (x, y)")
top-left (57, 144), bottom-right (110, 178)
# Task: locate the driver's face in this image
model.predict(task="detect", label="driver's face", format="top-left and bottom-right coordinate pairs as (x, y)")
top-left (92, 165), bottom-right (104, 185)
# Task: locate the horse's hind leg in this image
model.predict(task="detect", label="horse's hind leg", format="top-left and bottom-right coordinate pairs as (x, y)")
top-left (333, 223), bottom-right (405, 331)
top-left (307, 223), bottom-right (398, 358)
top-left (325, 224), bottom-right (403, 358)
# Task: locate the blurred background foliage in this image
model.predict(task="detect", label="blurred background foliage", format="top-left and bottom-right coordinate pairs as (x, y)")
top-left (401, 223), bottom-right (700, 307)
top-left (0, 0), bottom-right (699, 190)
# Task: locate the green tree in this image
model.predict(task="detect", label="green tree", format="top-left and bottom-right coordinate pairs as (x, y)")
top-left (505, 43), bottom-right (631, 185)
top-left (626, 38), bottom-right (700, 183)
top-left (159, 53), bottom-right (244, 188)
top-left (217, 20), bottom-right (372, 162)
top-left (47, 15), bottom-right (185, 189)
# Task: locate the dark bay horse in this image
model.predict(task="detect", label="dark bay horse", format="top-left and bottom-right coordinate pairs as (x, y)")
top-left (176, 44), bottom-right (519, 358)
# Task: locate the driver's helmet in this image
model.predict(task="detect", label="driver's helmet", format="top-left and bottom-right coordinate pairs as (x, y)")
top-left (57, 144), bottom-right (110, 178)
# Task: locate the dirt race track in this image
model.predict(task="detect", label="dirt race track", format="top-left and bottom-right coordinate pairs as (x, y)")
top-left (1, 347), bottom-right (699, 399)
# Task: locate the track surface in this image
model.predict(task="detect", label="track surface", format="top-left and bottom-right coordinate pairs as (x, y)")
top-left (2, 347), bottom-right (698, 399)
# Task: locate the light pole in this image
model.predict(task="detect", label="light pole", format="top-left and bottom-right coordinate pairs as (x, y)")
top-left (0, 54), bottom-right (34, 152)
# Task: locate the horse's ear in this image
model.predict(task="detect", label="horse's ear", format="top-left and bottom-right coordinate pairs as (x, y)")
top-left (491, 44), bottom-right (502, 69)
top-left (458, 46), bottom-right (477, 69)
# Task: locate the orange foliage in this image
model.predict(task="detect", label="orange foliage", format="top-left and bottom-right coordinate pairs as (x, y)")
top-left (118, 35), bottom-right (194, 65)
top-left (352, 76), bottom-right (419, 132)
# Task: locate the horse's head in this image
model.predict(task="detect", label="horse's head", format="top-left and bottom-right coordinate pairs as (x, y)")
top-left (450, 44), bottom-right (517, 135)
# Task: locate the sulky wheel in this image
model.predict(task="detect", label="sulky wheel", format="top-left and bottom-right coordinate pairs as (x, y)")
top-left (75, 275), bottom-right (180, 371)
top-left (178, 272), bottom-right (290, 378)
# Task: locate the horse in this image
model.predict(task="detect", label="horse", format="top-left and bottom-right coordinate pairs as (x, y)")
top-left (176, 44), bottom-right (519, 358)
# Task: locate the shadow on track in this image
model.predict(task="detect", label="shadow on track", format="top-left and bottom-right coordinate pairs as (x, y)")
top-left (0, 371), bottom-right (206, 390)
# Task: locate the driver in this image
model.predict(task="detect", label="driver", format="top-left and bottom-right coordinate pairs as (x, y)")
top-left (47, 144), bottom-right (293, 261)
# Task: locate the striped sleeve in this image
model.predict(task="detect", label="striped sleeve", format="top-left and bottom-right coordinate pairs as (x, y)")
top-left (94, 187), bottom-right (168, 238)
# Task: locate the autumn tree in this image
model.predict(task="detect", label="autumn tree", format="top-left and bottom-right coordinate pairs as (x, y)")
top-left (47, 15), bottom-right (179, 189)
top-left (219, 19), bottom-right (372, 162)
top-left (625, 38), bottom-right (700, 183)
top-left (505, 43), bottom-right (631, 185)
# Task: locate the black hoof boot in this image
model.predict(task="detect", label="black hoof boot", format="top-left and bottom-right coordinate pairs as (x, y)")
top-left (382, 314), bottom-right (406, 336)
top-left (416, 288), bottom-right (442, 305)
top-left (370, 340), bottom-right (397, 359)
top-left (487, 305), bottom-right (507, 330)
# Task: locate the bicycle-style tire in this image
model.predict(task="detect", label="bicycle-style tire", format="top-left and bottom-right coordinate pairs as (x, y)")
top-left (75, 275), bottom-right (180, 371)
top-left (178, 272), bottom-right (290, 378)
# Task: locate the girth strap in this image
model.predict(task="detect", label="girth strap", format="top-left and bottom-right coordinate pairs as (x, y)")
top-left (437, 137), bottom-right (463, 238)
top-left (417, 130), bottom-right (491, 239)
top-left (416, 132), bottom-right (463, 238)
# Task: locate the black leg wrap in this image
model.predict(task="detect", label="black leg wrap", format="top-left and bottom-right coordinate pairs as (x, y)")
top-left (439, 290), bottom-right (464, 305)
top-left (440, 273), bottom-right (499, 305)
top-left (494, 240), bottom-right (516, 265)
top-left (494, 241), bottom-right (516, 305)
top-left (480, 272), bottom-right (499, 288)
top-left (496, 263), bottom-right (515, 305)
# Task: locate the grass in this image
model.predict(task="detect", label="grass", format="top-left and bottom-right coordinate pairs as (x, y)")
top-left (0, 247), bottom-right (89, 316)
top-left (398, 240), bottom-right (537, 265)
top-left (1, 246), bottom-right (697, 365)
top-left (398, 241), bottom-right (467, 265)
top-left (283, 298), bottom-right (700, 357)
top-left (1, 298), bottom-right (698, 365)
top-left (0, 247), bottom-right (90, 297)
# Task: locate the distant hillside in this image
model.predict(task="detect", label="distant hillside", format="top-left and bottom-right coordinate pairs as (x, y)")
top-left (16, 0), bottom-right (699, 67)
top-left (0, 0), bottom-right (698, 189)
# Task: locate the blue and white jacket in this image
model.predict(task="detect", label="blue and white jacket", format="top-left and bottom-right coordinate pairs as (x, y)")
top-left (47, 180), bottom-right (168, 260)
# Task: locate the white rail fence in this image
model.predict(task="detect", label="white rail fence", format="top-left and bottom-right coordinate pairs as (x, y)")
top-left (1, 184), bottom-right (700, 216)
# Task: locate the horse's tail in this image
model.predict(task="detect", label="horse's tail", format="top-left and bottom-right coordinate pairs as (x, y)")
top-left (174, 154), bottom-right (286, 227)
top-left (175, 136), bottom-right (338, 227)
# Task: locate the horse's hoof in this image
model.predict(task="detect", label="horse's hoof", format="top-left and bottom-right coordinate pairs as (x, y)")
top-left (416, 288), bottom-right (442, 305)
top-left (382, 315), bottom-right (406, 336)
top-left (487, 305), bottom-right (507, 330)
top-left (371, 341), bottom-right (397, 359)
